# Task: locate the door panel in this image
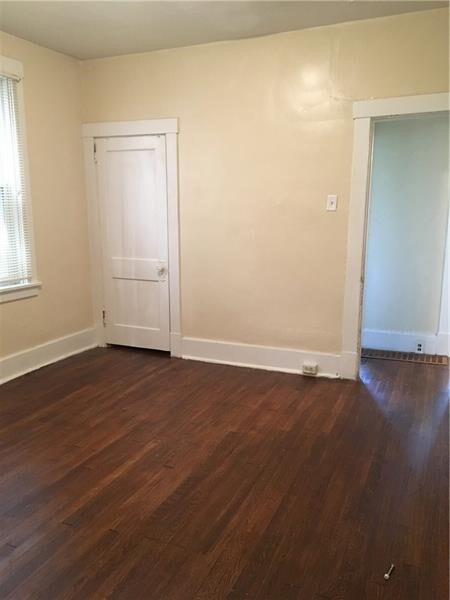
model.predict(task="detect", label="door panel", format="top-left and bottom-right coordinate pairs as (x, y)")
top-left (96, 135), bottom-right (169, 350)
top-left (110, 257), bottom-right (164, 281)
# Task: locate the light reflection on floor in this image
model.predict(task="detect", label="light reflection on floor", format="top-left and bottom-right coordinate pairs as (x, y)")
top-left (359, 357), bottom-right (449, 472)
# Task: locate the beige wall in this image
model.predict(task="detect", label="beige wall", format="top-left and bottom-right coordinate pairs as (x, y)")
top-left (0, 32), bottom-right (92, 357)
top-left (81, 9), bottom-right (449, 353)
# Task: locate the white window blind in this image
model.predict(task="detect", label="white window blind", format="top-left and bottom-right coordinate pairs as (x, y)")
top-left (0, 74), bottom-right (32, 287)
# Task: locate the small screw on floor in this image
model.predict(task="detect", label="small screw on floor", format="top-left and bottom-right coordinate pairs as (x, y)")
top-left (384, 564), bottom-right (395, 581)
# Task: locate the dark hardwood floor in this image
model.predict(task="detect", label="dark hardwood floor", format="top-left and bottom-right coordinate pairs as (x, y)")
top-left (0, 347), bottom-right (448, 599)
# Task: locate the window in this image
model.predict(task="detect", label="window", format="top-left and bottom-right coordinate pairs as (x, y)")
top-left (0, 57), bottom-right (39, 302)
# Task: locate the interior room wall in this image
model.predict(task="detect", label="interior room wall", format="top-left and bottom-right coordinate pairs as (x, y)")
top-left (81, 8), bottom-right (449, 354)
top-left (438, 221), bottom-right (449, 355)
top-left (362, 113), bottom-right (449, 353)
top-left (0, 32), bottom-right (92, 359)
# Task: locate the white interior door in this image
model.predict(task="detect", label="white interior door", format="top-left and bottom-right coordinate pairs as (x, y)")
top-left (96, 135), bottom-right (169, 350)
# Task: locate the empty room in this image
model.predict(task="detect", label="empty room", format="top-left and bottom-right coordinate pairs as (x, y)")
top-left (0, 1), bottom-right (448, 598)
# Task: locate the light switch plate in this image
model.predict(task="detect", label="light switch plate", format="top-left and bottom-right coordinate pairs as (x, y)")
top-left (327, 194), bottom-right (338, 211)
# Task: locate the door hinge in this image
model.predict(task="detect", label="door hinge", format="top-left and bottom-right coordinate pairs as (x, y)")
top-left (102, 309), bottom-right (106, 327)
top-left (94, 142), bottom-right (98, 164)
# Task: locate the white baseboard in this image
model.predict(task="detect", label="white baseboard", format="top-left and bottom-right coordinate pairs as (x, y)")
top-left (0, 328), bottom-right (97, 384)
top-left (362, 328), bottom-right (449, 356)
top-left (181, 336), bottom-right (343, 379)
top-left (436, 333), bottom-right (450, 356)
top-left (0, 329), bottom-right (355, 384)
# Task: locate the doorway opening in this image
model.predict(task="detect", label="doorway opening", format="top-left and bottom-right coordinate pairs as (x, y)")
top-left (360, 112), bottom-right (449, 370)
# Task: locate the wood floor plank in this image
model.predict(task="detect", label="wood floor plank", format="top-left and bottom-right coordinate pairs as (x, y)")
top-left (0, 347), bottom-right (447, 599)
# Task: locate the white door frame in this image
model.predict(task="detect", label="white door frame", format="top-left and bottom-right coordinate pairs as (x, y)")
top-left (341, 93), bottom-right (449, 379)
top-left (82, 119), bottom-right (182, 357)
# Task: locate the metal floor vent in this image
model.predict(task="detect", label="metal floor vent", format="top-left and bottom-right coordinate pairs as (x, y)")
top-left (361, 348), bottom-right (449, 366)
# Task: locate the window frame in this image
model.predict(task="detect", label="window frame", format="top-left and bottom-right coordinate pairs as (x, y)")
top-left (0, 55), bottom-right (40, 303)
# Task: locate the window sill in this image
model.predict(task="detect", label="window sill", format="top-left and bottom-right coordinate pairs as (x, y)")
top-left (0, 281), bottom-right (41, 304)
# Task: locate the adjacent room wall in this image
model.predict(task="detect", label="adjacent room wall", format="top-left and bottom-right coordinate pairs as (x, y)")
top-left (362, 113), bottom-right (449, 353)
top-left (0, 32), bottom-right (93, 359)
top-left (81, 8), bottom-right (449, 354)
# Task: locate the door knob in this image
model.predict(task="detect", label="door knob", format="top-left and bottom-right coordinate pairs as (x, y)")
top-left (157, 266), bottom-right (167, 278)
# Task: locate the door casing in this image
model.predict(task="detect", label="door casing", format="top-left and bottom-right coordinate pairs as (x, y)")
top-left (82, 119), bottom-right (181, 357)
top-left (341, 93), bottom-right (449, 379)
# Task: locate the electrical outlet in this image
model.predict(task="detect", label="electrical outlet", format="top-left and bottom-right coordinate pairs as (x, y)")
top-left (416, 342), bottom-right (424, 354)
top-left (302, 361), bottom-right (318, 376)
top-left (326, 194), bottom-right (338, 211)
